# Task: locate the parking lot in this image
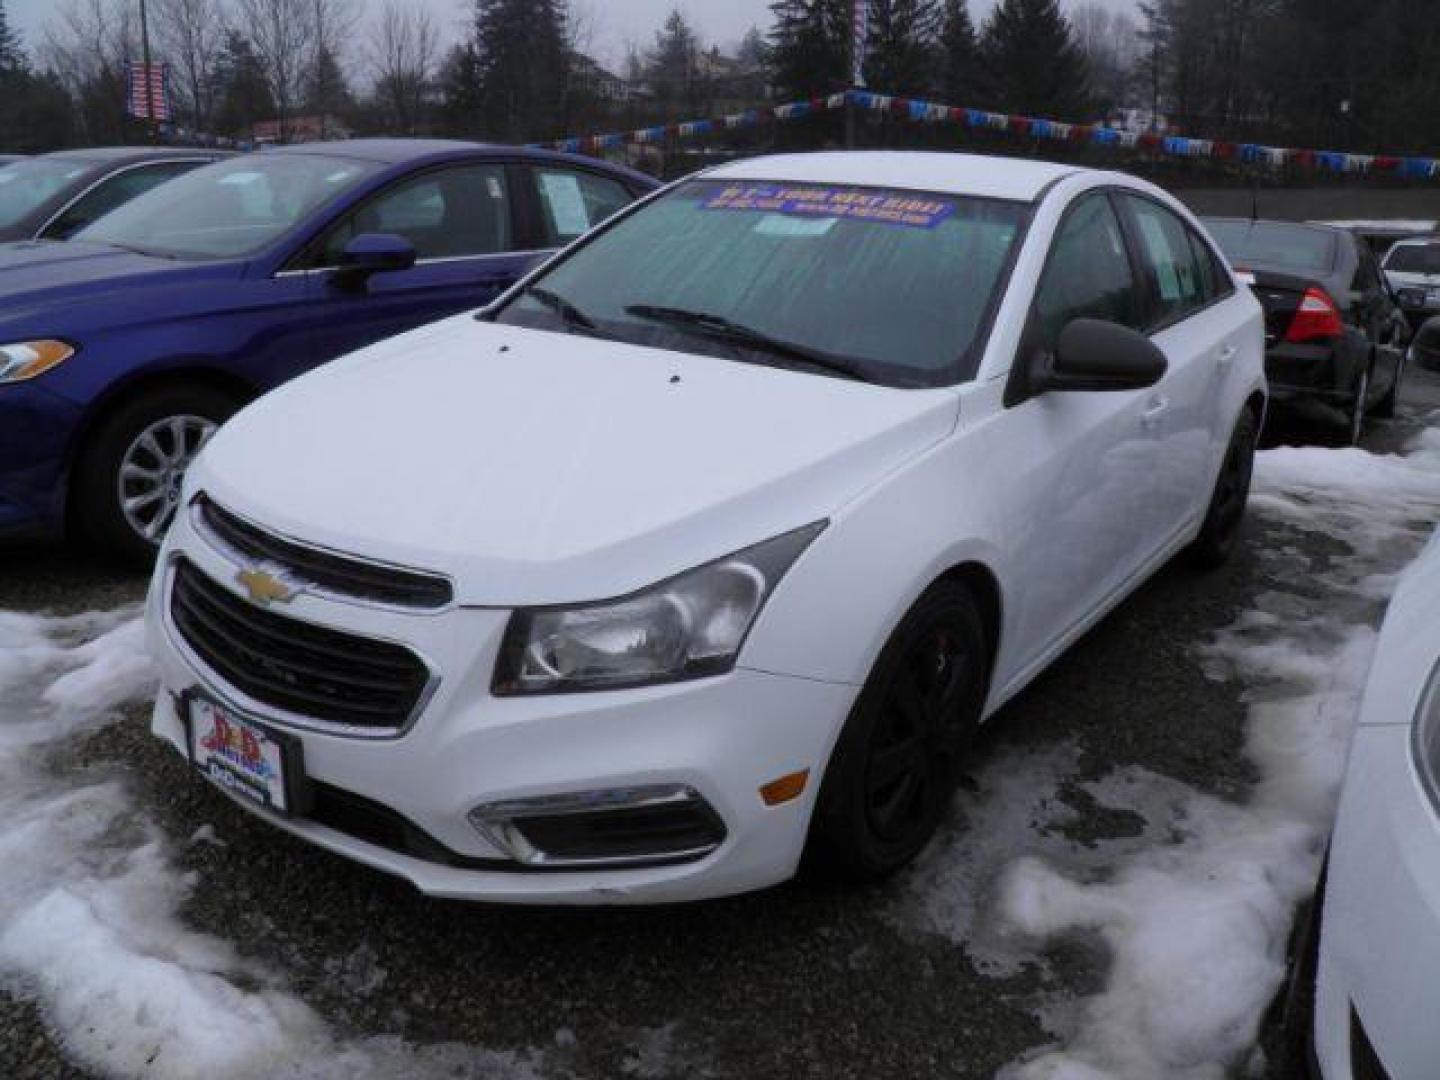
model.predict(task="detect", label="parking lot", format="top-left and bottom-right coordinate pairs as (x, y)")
top-left (0, 363), bottom-right (1435, 1080)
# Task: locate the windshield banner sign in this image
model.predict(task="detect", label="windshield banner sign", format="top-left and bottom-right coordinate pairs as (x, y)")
top-left (703, 185), bottom-right (955, 230)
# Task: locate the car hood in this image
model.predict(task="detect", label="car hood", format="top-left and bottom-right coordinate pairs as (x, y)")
top-left (0, 240), bottom-right (235, 328)
top-left (194, 316), bottom-right (960, 606)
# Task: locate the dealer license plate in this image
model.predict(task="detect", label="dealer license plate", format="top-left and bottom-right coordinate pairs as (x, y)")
top-left (187, 695), bottom-right (294, 814)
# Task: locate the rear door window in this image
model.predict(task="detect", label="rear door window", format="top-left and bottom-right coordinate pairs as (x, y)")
top-left (1123, 196), bottom-right (1209, 325)
top-left (531, 166), bottom-right (634, 246)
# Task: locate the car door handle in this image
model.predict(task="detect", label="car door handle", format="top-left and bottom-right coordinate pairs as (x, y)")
top-left (1217, 344), bottom-right (1238, 369)
top-left (1140, 398), bottom-right (1169, 430)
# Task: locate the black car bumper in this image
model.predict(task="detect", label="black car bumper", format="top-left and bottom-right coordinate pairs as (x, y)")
top-left (1265, 338), bottom-right (1367, 403)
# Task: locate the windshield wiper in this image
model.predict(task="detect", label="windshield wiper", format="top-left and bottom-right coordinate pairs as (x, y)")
top-left (624, 304), bottom-right (873, 383)
top-left (521, 285), bottom-right (611, 338)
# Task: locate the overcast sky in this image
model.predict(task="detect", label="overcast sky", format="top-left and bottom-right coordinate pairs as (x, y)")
top-left (5, 0), bottom-right (1141, 72)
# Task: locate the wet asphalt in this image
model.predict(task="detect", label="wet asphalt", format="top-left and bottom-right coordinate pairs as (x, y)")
top-left (2, 361), bottom-right (1438, 1080)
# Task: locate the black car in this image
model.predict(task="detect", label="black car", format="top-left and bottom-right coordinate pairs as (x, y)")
top-left (1202, 217), bottom-right (1410, 443)
top-left (0, 146), bottom-right (228, 243)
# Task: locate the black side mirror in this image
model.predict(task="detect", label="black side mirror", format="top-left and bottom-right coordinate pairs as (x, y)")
top-left (333, 232), bottom-right (416, 291)
top-left (1032, 318), bottom-right (1168, 395)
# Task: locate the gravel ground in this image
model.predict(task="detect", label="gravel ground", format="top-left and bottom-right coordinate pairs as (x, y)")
top-left (2, 361), bottom-right (1438, 1080)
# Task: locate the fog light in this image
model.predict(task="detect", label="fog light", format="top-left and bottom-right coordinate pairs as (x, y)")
top-left (468, 784), bottom-right (726, 868)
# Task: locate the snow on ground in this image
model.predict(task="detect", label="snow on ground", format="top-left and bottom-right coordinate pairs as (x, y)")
top-left (0, 609), bottom-right (542, 1079)
top-left (993, 429), bottom-right (1440, 1079)
top-left (900, 424), bottom-right (1440, 1079)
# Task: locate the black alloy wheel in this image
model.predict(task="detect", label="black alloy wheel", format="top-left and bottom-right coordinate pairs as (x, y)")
top-left (808, 580), bottom-right (991, 882)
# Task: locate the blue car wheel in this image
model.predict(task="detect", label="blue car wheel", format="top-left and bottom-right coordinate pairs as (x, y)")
top-left (72, 384), bottom-right (239, 565)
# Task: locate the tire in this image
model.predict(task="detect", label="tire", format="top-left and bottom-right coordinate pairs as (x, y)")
top-left (71, 384), bottom-right (239, 567)
top-left (1189, 407), bottom-right (1258, 571)
top-left (1372, 350), bottom-right (1406, 420)
top-left (1274, 856), bottom-right (1327, 1079)
top-left (1347, 364), bottom-right (1370, 446)
top-left (806, 580), bottom-right (992, 883)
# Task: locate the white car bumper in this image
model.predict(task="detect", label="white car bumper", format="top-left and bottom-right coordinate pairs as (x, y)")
top-left (146, 511), bottom-right (858, 905)
top-left (1316, 723), bottom-right (1440, 1078)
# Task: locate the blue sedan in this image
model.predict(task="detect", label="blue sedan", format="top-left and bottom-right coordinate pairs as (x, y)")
top-left (0, 139), bottom-right (657, 563)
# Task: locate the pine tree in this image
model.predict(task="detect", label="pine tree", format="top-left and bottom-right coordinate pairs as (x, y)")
top-left (937, 0), bottom-right (979, 103)
top-left (305, 44), bottom-right (355, 130)
top-left (864, 0), bottom-right (943, 97)
top-left (214, 31), bottom-right (277, 137)
top-left (767, 0), bottom-right (849, 99)
top-left (472, 0), bottom-right (569, 141)
top-left (0, 0), bottom-right (24, 74)
top-left (979, 0), bottom-right (1089, 118)
top-left (647, 10), bottom-right (701, 114)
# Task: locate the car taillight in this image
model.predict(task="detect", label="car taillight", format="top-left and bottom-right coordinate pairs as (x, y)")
top-left (1284, 287), bottom-right (1345, 343)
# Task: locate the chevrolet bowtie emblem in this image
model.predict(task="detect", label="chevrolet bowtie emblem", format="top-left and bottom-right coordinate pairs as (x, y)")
top-left (236, 567), bottom-right (298, 606)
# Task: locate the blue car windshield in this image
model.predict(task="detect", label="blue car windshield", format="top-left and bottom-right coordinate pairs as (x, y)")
top-left (495, 178), bottom-right (1027, 388)
top-left (0, 158), bottom-right (92, 227)
top-left (75, 154), bottom-right (381, 260)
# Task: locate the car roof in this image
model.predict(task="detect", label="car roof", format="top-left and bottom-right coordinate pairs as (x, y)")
top-left (702, 151), bottom-right (1081, 202)
top-left (1201, 216), bottom-right (1347, 238)
top-left (258, 138), bottom-right (657, 187)
top-left (40, 146), bottom-right (225, 165)
top-left (264, 138), bottom-right (495, 164)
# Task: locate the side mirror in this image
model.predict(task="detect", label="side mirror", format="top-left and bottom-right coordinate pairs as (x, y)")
top-left (1032, 318), bottom-right (1168, 395)
top-left (334, 233), bottom-right (416, 290)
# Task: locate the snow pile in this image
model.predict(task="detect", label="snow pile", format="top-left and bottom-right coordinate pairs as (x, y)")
top-left (930, 429), bottom-right (1440, 1079)
top-left (0, 610), bottom-right (538, 1079)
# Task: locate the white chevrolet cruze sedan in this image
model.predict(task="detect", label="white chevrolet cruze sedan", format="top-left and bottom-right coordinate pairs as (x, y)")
top-left (144, 152), bottom-right (1266, 904)
top-left (1309, 529), bottom-right (1440, 1077)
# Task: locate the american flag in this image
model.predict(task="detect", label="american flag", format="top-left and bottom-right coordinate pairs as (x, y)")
top-left (851, 0), bottom-right (868, 88)
top-left (126, 60), bottom-right (172, 121)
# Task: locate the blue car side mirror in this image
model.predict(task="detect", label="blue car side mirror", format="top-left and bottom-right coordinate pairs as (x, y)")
top-left (335, 233), bottom-right (416, 290)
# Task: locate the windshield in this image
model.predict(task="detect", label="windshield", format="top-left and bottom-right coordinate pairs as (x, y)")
top-left (75, 154), bottom-right (381, 259)
top-left (1203, 219), bottom-right (1338, 275)
top-left (494, 178), bottom-right (1028, 387)
top-left (0, 158), bottom-right (93, 228)
top-left (1384, 243), bottom-right (1440, 275)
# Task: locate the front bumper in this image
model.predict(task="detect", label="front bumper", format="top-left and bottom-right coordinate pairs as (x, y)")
top-left (145, 510), bottom-right (858, 904)
top-left (1315, 724), bottom-right (1440, 1078)
top-left (0, 380), bottom-right (82, 536)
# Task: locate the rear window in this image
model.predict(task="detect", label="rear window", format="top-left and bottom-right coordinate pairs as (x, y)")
top-left (1384, 243), bottom-right (1440, 275)
top-left (1203, 220), bottom-right (1338, 275)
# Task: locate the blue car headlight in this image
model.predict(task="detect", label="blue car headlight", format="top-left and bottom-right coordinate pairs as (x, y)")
top-left (0, 340), bottom-right (75, 383)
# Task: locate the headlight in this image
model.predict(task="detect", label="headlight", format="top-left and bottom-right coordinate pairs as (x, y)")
top-left (1412, 656), bottom-right (1440, 810)
top-left (0, 340), bottom-right (74, 383)
top-left (493, 522), bottom-right (826, 694)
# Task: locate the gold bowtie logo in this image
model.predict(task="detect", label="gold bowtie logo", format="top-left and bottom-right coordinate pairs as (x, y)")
top-left (236, 567), bottom-right (298, 606)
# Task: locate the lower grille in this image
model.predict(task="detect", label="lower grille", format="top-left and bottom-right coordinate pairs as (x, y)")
top-left (170, 557), bottom-right (431, 732)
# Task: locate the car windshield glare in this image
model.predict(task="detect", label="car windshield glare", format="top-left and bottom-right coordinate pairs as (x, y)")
top-left (0, 158), bottom-right (93, 227)
top-left (74, 154), bottom-right (381, 260)
top-left (1203, 219), bottom-right (1338, 275)
top-left (495, 178), bottom-right (1028, 387)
